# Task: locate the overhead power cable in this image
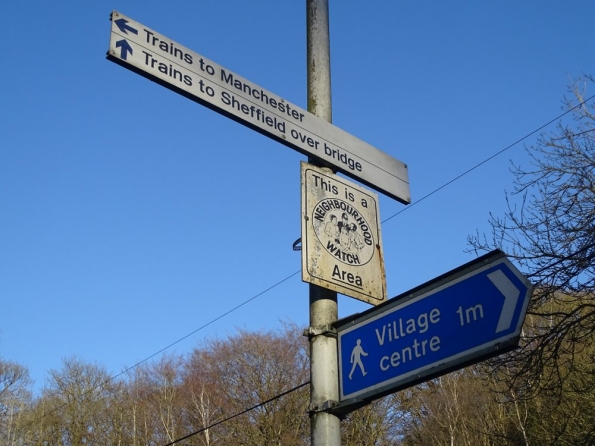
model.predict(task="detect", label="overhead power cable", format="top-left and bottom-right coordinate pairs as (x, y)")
top-left (162, 381), bottom-right (311, 446)
top-left (381, 93), bottom-right (595, 224)
top-left (20, 272), bottom-right (300, 433)
top-left (23, 93), bottom-right (595, 437)
top-left (139, 95), bottom-right (595, 371)
top-left (118, 270), bottom-right (301, 375)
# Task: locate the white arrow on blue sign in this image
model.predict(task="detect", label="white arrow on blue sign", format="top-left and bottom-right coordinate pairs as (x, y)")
top-left (334, 250), bottom-right (532, 412)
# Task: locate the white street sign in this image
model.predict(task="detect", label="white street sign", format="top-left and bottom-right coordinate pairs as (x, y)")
top-left (301, 162), bottom-right (386, 305)
top-left (107, 11), bottom-right (410, 203)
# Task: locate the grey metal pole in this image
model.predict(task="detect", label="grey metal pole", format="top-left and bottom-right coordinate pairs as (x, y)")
top-left (307, 0), bottom-right (332, 122)
top-left (306, 1), bottom-right (341, 445)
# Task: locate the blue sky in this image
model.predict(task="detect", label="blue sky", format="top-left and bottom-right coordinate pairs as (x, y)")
top-left (1, 1), bottom-right (593, 393)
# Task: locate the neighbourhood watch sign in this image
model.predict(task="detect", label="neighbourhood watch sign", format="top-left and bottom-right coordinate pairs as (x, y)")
top-left (301, 162), bottom-right (386, 305)
top-left (312, 198), bottom-right (376, 267)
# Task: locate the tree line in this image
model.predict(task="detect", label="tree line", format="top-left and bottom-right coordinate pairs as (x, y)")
top-left (2, 76), bottom-right (595, 445)
top-left (2, 311), bottom-right (594, 445)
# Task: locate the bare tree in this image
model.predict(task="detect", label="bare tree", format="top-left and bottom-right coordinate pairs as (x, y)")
top-left (184, 323), bottom-right (310, 446)
top-left (468, 75), bottom-right (595, 398)
top-left (32, 356), bottom-right (120, 445)
top-left (0, 359), bottom-right (32, 445)
top-left (126, 353), bottom-right (186, 445)
top-left (180, 365), bottom-right (225, 446)
top-left (341, 394), bottom-right (405, 446)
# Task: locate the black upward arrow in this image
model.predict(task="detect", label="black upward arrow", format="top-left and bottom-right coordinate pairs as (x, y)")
top-left (116, 39), bottom-right (133, 60)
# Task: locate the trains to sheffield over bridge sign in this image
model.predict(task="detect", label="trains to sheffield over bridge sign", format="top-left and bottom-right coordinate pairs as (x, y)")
top-left (106, 11), bottom-right (410, 204)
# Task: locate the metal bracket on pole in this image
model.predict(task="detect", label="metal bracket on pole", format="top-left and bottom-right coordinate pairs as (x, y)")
top-left (303, 324), bottom-right (337, 340)
top-left (308, 399), bottom-right (340, 415)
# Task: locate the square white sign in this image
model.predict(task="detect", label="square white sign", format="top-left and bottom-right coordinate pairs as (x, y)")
top-left (301, 162), bottom-right (387, 305)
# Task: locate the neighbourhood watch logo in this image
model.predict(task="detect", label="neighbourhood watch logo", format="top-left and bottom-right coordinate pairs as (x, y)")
top-left (312, 198), bottom-right (375, 266)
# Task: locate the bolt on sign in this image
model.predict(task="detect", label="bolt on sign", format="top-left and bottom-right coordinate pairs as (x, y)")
top-left (301, 162), bottom-right (386, 305)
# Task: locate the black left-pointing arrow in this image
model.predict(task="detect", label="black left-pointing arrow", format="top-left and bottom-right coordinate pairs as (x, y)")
top-left (114, 18), bottom-right (138, 35)
top-left (116, 40), bottom-right (133, 60)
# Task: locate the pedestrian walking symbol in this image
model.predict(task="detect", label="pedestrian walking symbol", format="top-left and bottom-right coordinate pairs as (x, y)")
top-left (349, 339), bottom-right (368, 379)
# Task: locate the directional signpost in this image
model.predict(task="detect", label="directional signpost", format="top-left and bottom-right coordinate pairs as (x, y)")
top-left (106, 10), bottom-right (532, 445)
top-left (333, 250), bottom-right (532, 413)
top-left (106, 11), bottom-right (410, 204)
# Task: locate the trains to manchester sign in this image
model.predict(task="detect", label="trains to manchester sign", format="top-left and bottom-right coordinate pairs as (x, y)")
top-left (107, 11), bottom-right (410, 203)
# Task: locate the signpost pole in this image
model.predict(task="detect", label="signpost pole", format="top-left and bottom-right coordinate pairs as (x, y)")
top-left (307, 0), bottom-right (341, 445)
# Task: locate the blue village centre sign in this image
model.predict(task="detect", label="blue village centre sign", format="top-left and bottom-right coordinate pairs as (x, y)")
top-left (333, 250), bottom-right (532, 413)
